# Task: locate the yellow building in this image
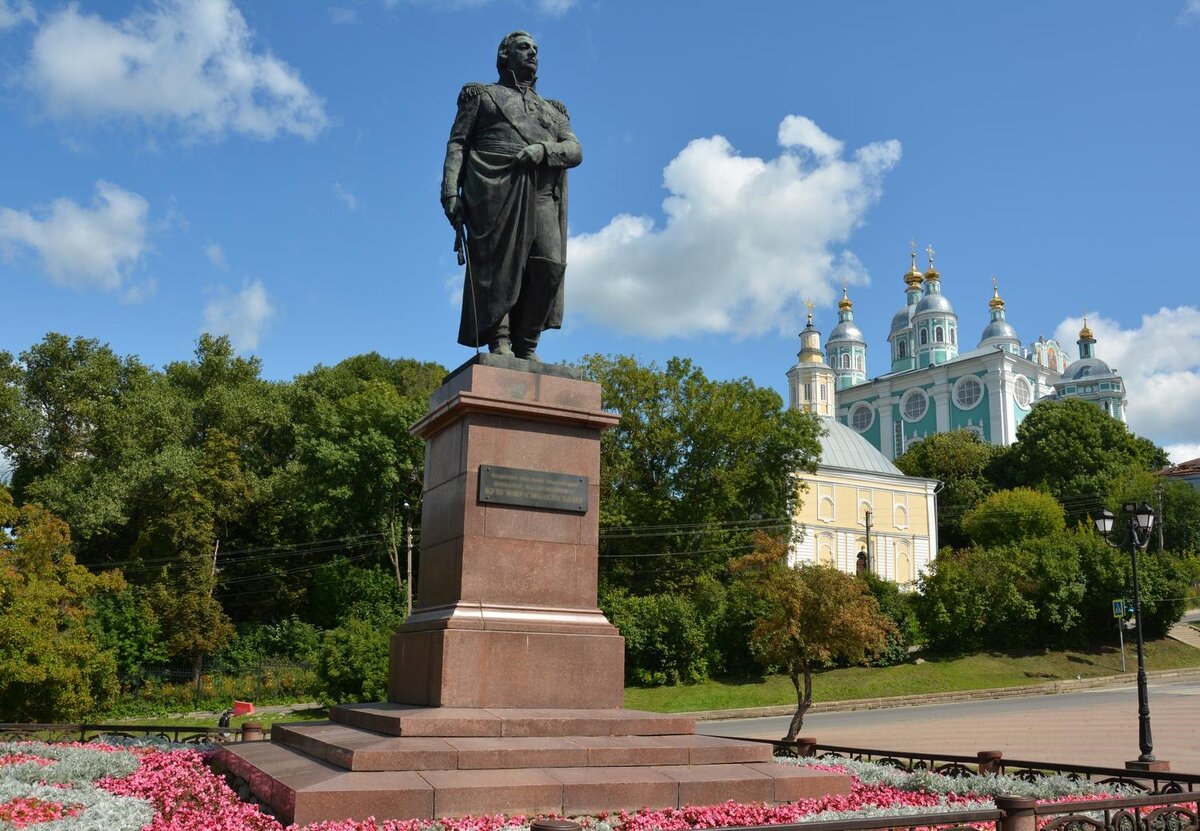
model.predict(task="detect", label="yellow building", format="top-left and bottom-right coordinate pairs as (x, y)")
top-left (787, 303), bottom-right (939, 585)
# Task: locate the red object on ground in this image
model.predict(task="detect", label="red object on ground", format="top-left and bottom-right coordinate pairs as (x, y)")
top-left (233, 701), bottom-right (255, 716)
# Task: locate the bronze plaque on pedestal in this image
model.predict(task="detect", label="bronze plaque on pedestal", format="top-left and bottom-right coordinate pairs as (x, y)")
top-left (478, 465), bottom-right (588, 512)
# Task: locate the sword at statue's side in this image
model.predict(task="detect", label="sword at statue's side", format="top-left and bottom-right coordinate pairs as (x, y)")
top-left (453, 221), bottom-right (481, 355)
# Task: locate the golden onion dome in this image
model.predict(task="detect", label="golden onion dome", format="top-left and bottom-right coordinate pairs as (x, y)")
top-left (903, 253), bottom-right (924, 288)
top-left (924, 243), bottom-right (940, 282)
top-left (838, 285), bottom-right (853, 312)
top-left (989, 277), bottom-right (1005, 310)
top-left (1079, 316), bottom-right (1094, 340)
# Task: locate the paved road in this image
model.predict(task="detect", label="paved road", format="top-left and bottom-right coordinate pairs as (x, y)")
top-left (698, 678), bottom-right (1200, 772)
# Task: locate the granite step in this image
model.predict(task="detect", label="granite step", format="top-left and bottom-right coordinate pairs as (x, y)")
top-left (217, 741), bottom-right (852, 827)
top-left (273, 722), bottom-right (774, 771)
top-left (330, 703), bottom-right (696, 738)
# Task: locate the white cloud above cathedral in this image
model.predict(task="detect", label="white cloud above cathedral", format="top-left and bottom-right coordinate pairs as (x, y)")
top-left (567, 116), bottom-right (898, 339)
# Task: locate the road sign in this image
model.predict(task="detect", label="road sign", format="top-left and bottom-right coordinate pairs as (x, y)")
top-left (1113, 599), bottom-right (1125, 618)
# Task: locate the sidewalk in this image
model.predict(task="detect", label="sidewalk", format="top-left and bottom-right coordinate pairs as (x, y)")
top-left (686, 666), bottom-right (1200, 721)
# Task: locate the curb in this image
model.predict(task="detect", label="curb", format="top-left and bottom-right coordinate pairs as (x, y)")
top-left (684, 666), bottom-right (1200, 721)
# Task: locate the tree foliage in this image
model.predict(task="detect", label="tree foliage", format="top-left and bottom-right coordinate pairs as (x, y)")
top-left (0, 333), bottom-right (442, 676)
top-left (960, 488), bottom-right (1066, 548)
top-left (0, 488), bottom-right (123, 720)
top-left (991, 399), bottom-right (1168, 502)
top-left (732, 533), bottom-right (894, 739)
top-left (895, 430), bottom-right (997, 549)
top-left (582, 354), bottom-right (821, 594)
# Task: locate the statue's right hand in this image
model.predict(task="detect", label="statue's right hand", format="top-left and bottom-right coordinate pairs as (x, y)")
top-left (443, 196), bottom-right (464, 229)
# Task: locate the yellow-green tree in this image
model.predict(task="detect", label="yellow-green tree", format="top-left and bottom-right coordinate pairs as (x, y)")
top-left (0, 487), bottom-right (123, 720)
top-left (733, 533), bottom-right (895, 741)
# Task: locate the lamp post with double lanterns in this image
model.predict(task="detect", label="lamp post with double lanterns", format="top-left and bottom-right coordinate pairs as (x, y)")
top-left (1093, 502), bottom-right (1162, 769)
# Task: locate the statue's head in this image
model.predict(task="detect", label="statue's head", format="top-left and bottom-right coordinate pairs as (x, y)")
top-left (496, 30), bottom-right (538, 80)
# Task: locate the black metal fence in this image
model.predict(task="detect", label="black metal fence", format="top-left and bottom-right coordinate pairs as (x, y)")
top-left (0, 721), bottom-right (266, 744)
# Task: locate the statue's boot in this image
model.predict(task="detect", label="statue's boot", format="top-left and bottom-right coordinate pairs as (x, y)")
top-left (487, 315), bottom-right (514, 356)
top-left (512, 257), bottom-right (565, 362)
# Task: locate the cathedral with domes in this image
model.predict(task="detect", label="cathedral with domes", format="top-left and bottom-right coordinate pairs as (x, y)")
top-left (787, 245), bottom-right (1129, 461)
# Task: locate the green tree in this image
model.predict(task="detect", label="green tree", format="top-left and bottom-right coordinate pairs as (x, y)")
top-left (991, 399), bottom-right (1168, 505)
top-left (960, 487), bottom-right (1066, 548)
top-left (0, 488), bottom-right (123, 720)
top-left (732, 533), bottom-right (894, 739)
top-left (895, 430), bottom-right (997, 549)
top-left (582, 355), bottom-right (821, 593)
top-left (1109, 471), bottom-right (1200, 553)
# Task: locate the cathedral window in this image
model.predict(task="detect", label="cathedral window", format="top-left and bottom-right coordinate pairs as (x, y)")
top-left (901, 388), bottom-right (929, 422)
top-left (898, 340), bottom-right (907, 358)
top-left (919, 329), bottom-right (928, 345)
top-left (950, 328), bottom-right (957, 345)
top-left (841, 353), bottom-right (850, 369)
top-left (851, 403), bottom-right (874, 432)
top-left (935, 325), bottom-right (944, 343)
top-left (1013, 375), bottom-right (1033, 409)
top-left (856, 354), bottom-right (864, 371)
top-left (954, 376), bottom-right (983, 410)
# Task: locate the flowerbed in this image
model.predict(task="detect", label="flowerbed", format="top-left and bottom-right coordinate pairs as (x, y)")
top-left (0, 742), bottom-right (1160, 831)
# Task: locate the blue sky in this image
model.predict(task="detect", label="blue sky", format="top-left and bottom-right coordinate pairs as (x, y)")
top-left (2, 0), bottom-right (1199, 463)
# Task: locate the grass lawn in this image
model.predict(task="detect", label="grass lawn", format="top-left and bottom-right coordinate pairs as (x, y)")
top-left (623, 637), bottom-right (1200, 713)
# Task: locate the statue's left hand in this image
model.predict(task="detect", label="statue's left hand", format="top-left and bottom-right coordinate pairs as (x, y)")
top-left (514, 143), bottom-right (546, 168)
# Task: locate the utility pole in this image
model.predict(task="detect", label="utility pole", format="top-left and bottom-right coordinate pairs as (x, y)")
top-left (864, 507), bottom-right (873, 574)
top-left (388, 513), bottom-right (404, 594)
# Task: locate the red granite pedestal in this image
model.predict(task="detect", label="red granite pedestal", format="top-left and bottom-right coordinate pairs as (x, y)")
top-left (218, 356), bottom-right (850, 825)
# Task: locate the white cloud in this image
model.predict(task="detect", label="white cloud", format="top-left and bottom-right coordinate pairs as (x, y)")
top-left (535, 0), bottom-right (576, 14)
top-left (777, 115), bottom-right (844, 161)
top-left (333, 182), bottom-right (360, 211)
top-left (1179, 0), bottom-right (1200, 23)
top-left (205, 243), bottom-right (227, 269)
top-left (387, 0), bottom-right (574, 13)
top-left (1054, 307), bottom-right (1200, 454)
top-left (203, 280), bottom-right (276, 351)
top-left (0, 181), bottom-right (149, 291)
top-left (328, 6), bottom-right (358, 24)
top-left (1165, 444), bottom-right (1200, 464)
top-left (24, 0), bottom-right (327, 141)
top-left (567, 117), bottom-right (901, 338)
top-left (0, 0), bottom-right (34, 30)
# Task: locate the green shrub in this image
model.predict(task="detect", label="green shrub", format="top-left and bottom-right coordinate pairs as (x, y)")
top-left (859, 572), bottom-right (918, 665)
top-left (601, 589), bottom-right (709, 686)
top-left (315, 614), bottom-right (401, 705)
top-left (215, 616), bottom-right (323, 671)
top-left (961, 488), bottom-right (1065, 548)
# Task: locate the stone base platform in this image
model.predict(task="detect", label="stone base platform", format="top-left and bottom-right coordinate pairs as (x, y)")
top-left (215, 706), bottom-right (851, 826)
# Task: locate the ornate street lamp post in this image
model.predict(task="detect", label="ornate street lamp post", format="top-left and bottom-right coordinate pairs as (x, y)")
top-left (1094, 502), bottom-right (1157, 765)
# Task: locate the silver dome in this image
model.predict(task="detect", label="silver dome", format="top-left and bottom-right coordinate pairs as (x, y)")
top-left (820, 418), bottom-right (902, 475)
top-left (828, 321), bottom-right (865, 343)
top-left (890, 306), bottom-right (913, 333)
top-left (1062, 357), bottom-right (1115, 381)
top-left (979, 319), bottom-right (1019, 344)
top-left (914, 292), bottom-right (955, 315)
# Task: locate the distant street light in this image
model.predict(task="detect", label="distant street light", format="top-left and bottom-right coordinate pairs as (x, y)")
top-left (1094, 502), bottom-right (1157, 764)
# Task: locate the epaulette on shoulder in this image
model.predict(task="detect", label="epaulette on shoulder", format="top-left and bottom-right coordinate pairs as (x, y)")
top-left (546, 98), bottom-right (569, 119)
top-left (457, 83), bottom-right (485, 106)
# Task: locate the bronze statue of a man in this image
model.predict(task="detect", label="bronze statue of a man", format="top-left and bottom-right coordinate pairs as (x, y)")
top-left (441, 31), bottom-right (582, 361)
